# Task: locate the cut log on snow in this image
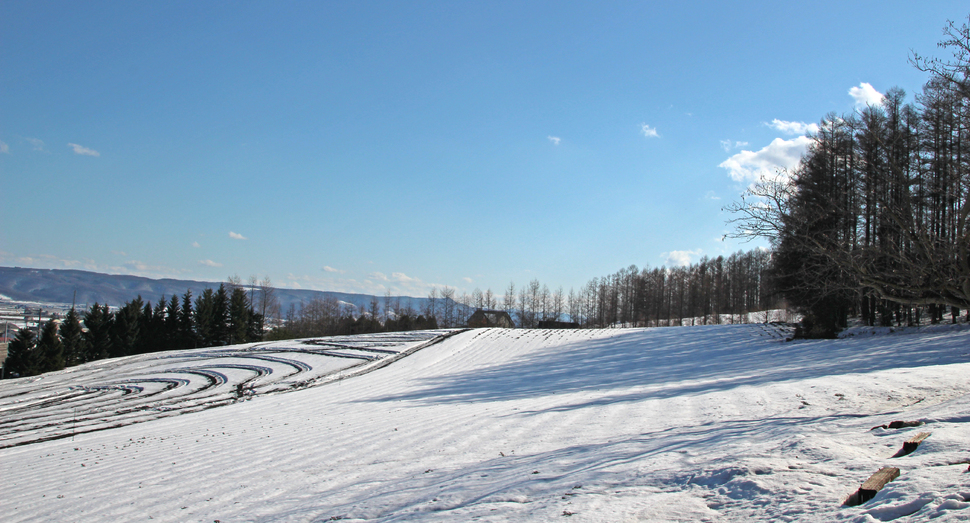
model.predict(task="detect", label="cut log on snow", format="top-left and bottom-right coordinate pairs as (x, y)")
top-left (870, 420), bottom-right (923, 431)
top-left (898, 432), bottom-right (931, 457)
top-left (845, 467), bottom-right (900, 506)
top-left (889, 420), bottom-right (923, 429)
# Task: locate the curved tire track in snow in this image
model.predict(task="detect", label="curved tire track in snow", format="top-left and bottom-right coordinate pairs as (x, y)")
top-left (0, 330), bottom-right (451, 448)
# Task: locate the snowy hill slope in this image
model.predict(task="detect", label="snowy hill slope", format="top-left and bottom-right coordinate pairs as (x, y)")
top-left (2, 324), bottom-right (970, 521)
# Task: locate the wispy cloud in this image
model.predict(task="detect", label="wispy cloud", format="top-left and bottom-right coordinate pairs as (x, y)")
top-left (547, 136), bottom-right (561, 146)
top-left (0, 140), bottom-right (8, 154)
top-left (26, 137), bottom-right (45, 151)
top-left (322, 266), bottom-right (344, 273)
top-left (766, 119), bottom-right (819, 135)
top-left (229, 231), bottom-right (247, 240)
top-left (663, 249), bottom-right (702, 267)
top-left (199, 259), bottom-right (223, 267)
top-left (720, 139), bottom-right (750, 152)
top-left (704, 190), bottom-right (721, 201)
top-left (463, 277), bottom-right (473, 284)
top-left (192, 241), bottom-right (201, 248)
top-left (124, 260), bottom-right (173, 273)
top-left (640, 123), bottom-right (660, 138)
top-left (68, 143), bottom-right (100, 156)
top-left (849, 82), bottom-right (884, 109)
top-left (719, 136), bottom-right (812, 184)
top-left (369, 271), bottom-right (388, 281)
top-left (111, 250), bottom-right (127, 256)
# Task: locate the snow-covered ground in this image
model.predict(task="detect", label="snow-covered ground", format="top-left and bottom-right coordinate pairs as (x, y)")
top-left (2, 323), bottom-right (970, 522)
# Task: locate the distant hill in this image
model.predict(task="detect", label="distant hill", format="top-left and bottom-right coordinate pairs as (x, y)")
top-left (0, 267), bottom-right (433, 314)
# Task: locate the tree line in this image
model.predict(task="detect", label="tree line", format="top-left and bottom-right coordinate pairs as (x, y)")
top-left (266, 293), bottom-right (440, 340)
top-left (3, 276), bottom-right (278, 378)
top-left (729, 17), bottom-right (970, 337)
top-left (416, 247), bottom-right (778, 330)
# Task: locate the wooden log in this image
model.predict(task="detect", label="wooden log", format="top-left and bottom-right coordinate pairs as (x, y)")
top-left (847, 467), bottom-right (900, 506)
top-left (901, 432), bottom-right (931, 455)
top-left (888, 420), bottom-right (923, 429)
top-left (870, 420), bottom-right (923, 431)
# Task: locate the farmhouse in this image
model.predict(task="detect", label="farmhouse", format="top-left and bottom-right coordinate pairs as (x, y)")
top-left (466, 309), bottom-right (515, 328)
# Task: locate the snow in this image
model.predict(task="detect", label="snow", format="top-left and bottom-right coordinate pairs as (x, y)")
top-left (2, 323), bottom-right (970, 521)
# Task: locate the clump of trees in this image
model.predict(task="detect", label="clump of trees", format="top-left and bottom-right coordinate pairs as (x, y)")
top-left (3, 276), bottom-right (279, 379)
top-left (484, 249), bottom-right (778, 329)
top-left (265, 294), bottom-right (439, 340)
top-left (729, 17), bottom-right (970, 337)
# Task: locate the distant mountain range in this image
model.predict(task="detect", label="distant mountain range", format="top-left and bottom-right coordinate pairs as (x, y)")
top-left (0, 267), bottom-right (434, 314)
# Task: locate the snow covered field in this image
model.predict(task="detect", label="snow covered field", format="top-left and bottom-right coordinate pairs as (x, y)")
top-left (2, 324), bottom-right (970, 522)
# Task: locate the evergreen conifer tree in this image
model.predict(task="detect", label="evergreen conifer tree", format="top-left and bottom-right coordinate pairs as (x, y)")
top-left (82, 303), bottom-right (113, 362)
top-left (195, 289), bottom-right (217, 347)
top-left (179, 290), bottom-right (197, 349)
top-left (213, 284), bottom-right (230, 345)
top-left (3, 328), bottom-right (38, 378)
top-left (110, 298), bottom-right (142, 358)
top-left (37, 319), bottom-right (65, 372)
top-left (59, 307), bottom-right (84, 367)
top-left (228, 286), bottom-right (251, 345)
top-left (164, 295), bottom-right (180, 349)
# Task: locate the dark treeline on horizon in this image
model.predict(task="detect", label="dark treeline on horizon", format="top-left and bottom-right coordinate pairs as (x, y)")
top-left (268, 247), bottom-right (780, 339)
top-left (460, 248), bottom-right (777, 330)
top-left (2, 277), bottom-right (277, 378)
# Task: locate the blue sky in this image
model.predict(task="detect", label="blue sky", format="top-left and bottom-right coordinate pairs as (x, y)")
top-left (1, 1), bottom-right (965, 298)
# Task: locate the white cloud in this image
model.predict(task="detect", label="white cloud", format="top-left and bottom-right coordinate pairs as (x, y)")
top-left (323, 266), bottom-right (344, 273)
top-left (720, 139), bottom-right (750, 152)
top-left (463, 277), bottom-right (473, 284)
top-left (68, 143), bottom-right (100, 156)
top-left (547, 136), bottom-right (561, 146)
top-left (26, 137), bottom-right (45, 151)
top-left (640, 123), bottom-right (660, 138)
top-left (192, 241), bottom-right (201, 248)
top-left (199, 259), bottom-right (223, 267)
top-left (704, 190), bottom-right (721, 201)
top-left (111, 250), bottom-right (127, 256)
top-left (229, 231), bottom-right (247, 240)
top-left (124, 260), bottom-right (173, 273)
top-left (849, 82), bottom-right (884, 109)
top-left (767, 119), bottom-right (819, 135)
top-left (283, 269), bottom-right (438, 297)
top-left (663, 249), bottom-right (701, 267)
top-left (719, 136), bottom-right (813, 184)
top-left (392, 272), bottom-right (416, 283)
top-left (0, 140), bottom-right (8, 154)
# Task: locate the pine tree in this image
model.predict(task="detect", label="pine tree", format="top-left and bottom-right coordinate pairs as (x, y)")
top-left (3, 328), bottom-right (38, 378)
top-left (164, 295), bottom-right (180, 350)
top-left (179, 290), bottom-right (197, 349)
top-left (82, 303), bottom-right (113, 362)
top-left (37, 319), bottom-right (65, 372)
top-left (195, 289), bottom-right (217, 347)
top-left (59, 307), bottom-right (84, 367)
top-left (137, 301), bottom-right (156, 353)
top-left (213, 284), bottom-right (230, 345)
top-left (228, 286), bottom-right (251, 345)
top-left (111, 298), bottom-right (142, 358)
